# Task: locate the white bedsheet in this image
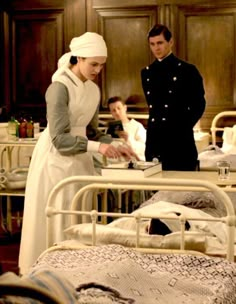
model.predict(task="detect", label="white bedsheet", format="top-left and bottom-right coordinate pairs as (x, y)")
top-left (198, 145), bottom-right (236, 170)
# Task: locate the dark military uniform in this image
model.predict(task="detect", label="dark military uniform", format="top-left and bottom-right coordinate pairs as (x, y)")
top-left (141, 53), bottom-right (206, 171)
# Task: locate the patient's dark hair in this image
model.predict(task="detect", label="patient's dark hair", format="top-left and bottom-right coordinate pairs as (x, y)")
top-left (148, 24), bottom-right (172, 42)
top-left (107, 96), bottom-right (124, 107)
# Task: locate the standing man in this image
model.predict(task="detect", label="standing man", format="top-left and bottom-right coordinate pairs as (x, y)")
top-left (141, 24), bottom-right (206, 170)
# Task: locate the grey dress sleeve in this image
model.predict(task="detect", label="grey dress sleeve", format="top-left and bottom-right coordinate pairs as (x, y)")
top-left (45, 82), bottom-right (88, 156)
top-left (86, 107), bottom-right (112, 144)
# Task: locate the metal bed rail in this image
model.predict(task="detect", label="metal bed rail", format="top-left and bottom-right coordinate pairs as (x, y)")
top-left (211, 111), bottom-right (236, 146)
top-left (45, 176), bottom-right (236, 261)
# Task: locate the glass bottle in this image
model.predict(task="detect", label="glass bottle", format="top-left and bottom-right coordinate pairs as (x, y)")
top-left (19, 116), bottom-right (27, 138)
top-left (8, 116), bottom-right (19, 141)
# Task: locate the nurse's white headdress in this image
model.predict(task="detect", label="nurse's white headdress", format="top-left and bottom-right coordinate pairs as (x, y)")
top-left (52, 32), bottom-right (107, 82)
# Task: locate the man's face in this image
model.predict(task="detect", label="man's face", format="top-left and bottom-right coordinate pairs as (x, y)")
top-left (149, 33), bottom-right (173, 60)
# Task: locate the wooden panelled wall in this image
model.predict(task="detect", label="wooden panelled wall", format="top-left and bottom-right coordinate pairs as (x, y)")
top-left (0, 0), bottom-right (236, 129)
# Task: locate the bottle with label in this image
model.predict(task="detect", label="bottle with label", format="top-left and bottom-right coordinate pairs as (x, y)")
top-left (8, 116), bottom-right (19, 141)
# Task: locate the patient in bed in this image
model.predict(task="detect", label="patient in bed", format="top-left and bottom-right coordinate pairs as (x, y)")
top-left (64, 188), bottom-right (234, 253)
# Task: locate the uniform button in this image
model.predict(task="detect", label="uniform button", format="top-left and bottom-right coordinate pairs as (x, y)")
top-left (151, 118), bottom-right (155, 122)
top-left (149, 104), bottom-right (152, 108)
top-left (164, 104), bottom-right (168, 108)
top-left (147, 91), bottom-right (150, 95)
top-left (147, 78), bottom-right (150, 81)
top-left (169, 90), bottom-right (172, 93)
top-left (173, 76), bottom-right (177, 81)
top-left (162, 117), bottom-right (166, 121)
top-left (146, 66), bottom-right (149, 70)
top-left (178, 62), bottom-right (181, 66)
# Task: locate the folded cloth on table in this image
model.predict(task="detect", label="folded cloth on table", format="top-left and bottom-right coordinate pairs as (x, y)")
top-left (5, 167), bottom-right (28, 190)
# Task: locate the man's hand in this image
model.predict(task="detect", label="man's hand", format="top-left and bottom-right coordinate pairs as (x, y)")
top-left (117, 130), bottom-right (129, 142)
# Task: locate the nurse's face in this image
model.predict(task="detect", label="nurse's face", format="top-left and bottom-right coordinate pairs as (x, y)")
top-left (149, 33), bottom-right (173, 60)
top-left (78, 57), bottom-right (106, 81)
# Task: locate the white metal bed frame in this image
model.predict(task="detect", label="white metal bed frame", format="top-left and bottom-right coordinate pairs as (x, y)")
top-left (45, 176), bottom-right (236, 261)
top-left (211, 110), bottom-right (236, 146)
top-left (98, 113), bottom-right (149, 124)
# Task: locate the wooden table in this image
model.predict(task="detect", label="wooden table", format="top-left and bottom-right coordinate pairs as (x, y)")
top-left (152, 171), bottom-right (236, 190)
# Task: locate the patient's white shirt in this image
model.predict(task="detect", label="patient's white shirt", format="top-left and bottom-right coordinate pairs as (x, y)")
top-left (123, 119), bottom-right (146, 161)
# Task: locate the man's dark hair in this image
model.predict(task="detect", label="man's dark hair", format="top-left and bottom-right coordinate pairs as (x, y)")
top-left (148, 24), bottom-right (172, 42)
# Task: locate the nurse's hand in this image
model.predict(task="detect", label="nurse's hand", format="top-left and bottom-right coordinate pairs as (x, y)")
top-left (98, 143), bottom-right (122, 159)
top-left (98, 143), bottom-right (139, 161)
top-left (117, 144), bottom-right (139, 161)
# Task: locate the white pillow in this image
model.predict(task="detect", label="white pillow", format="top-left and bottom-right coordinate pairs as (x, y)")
top-left (101, 201), bottom-right (227, 244)
top-left (64, 223), bottom-right (206, 252)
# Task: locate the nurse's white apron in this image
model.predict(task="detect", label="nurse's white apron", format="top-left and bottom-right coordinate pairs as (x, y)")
top-left (19, 74), bottom-right (99, 275)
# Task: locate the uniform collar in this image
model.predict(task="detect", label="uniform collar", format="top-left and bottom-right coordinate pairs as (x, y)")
top-left (154, 53), bottom-right (177, 67)
top-left (157, 51), bottom-right (172, 62)
top-left (64, 67), bottom-right (86, 86)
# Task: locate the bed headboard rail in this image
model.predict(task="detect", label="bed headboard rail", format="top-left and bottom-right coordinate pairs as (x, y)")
top-left (45, 176), bottom-right (236, 261)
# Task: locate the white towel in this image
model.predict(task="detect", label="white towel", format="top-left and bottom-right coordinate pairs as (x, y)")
top-left (222, 125), bottom-right (236, 154)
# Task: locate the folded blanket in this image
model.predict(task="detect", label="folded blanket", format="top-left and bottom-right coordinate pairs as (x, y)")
top-left (0, 269), bottom-right (78, 303)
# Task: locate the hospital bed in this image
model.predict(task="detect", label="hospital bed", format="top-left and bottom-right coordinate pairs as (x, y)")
top-left (1, 176), bottom-right (236, 303)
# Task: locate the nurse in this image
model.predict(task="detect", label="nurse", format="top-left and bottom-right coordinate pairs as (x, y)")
top-left (19, 32), bottom-right (137, 275)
